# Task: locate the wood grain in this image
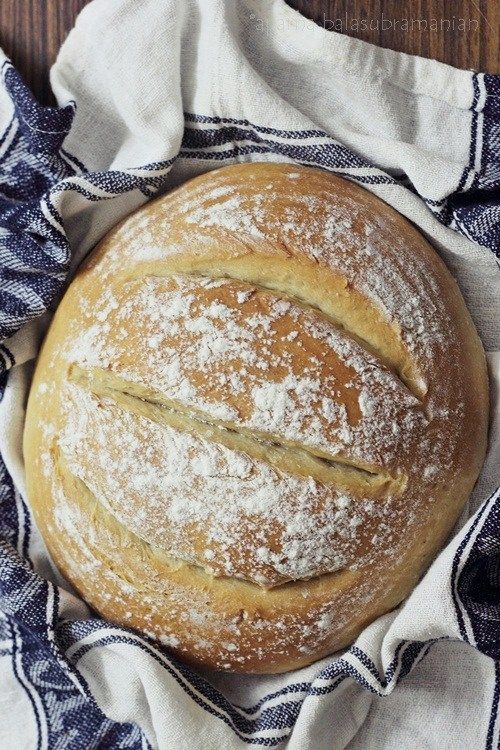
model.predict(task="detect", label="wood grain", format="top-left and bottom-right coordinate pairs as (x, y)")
top-left (287, 0), bottom-right (499, 73)
top-left (0, 0), bottom-right (90, 104)
top-left (0, 0), bottom-right (498, 105)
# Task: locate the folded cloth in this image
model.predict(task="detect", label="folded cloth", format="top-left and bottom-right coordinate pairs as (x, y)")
top-left (0, 1), bottom-right (499, 748)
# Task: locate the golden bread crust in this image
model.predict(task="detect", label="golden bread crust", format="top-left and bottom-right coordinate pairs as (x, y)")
top-left (23, 163), bottom-right (488, 673)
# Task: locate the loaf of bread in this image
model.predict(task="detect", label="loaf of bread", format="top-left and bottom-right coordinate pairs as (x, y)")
top-left (23, 163), bottom-right (488, 673)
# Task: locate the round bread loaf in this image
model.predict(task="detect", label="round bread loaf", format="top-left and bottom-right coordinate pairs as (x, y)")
top-left (23, 163), bottom-right (488, 673)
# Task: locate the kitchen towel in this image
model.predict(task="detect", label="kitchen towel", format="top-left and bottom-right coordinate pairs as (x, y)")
top-left (0, 0), bottom-right (499, 748)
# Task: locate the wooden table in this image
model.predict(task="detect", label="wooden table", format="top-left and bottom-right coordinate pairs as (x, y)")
top-left (0, 0), bottom-right (498, 105)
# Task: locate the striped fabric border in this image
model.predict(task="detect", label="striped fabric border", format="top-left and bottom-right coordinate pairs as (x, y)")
top-left (56, 622), bottom-right (438, 745)
top-left (0, 55), bottom-right (499, 748)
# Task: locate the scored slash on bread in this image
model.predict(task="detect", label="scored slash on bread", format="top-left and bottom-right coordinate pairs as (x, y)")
top-left (23, 163), bottom-right (488, 673)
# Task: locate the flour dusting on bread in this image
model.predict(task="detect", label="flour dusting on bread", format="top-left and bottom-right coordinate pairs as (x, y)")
top-left (23, 163), bottom-right (488, 673)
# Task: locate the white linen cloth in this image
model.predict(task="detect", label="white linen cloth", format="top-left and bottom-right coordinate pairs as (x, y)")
top-left (0, 1), bottom-right (498, 748)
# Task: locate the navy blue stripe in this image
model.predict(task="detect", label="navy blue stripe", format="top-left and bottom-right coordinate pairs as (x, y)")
top-left (232, 682), bottom-right (314, 714)
top-left (69, 630), bottom-right (429, 735)
top-left (450, 490), bottom-right (498, 641)
top-left (184, 112), bottom-right (327, 139)
top-left (69, 634), bottom-right (302, 735)
top-left (48, 163), bottom-right (176, 204)
top-left (456, 73), bottom-right (481, 194)
top-left (486, 661), bottom-right (500, 750)
top-left (0, 343), bottom-right (15, 369)
top-left (68, 631), bottom-right (353, 739)
top-left (183, 123), bottom-right (333, 150)
top-left (179, 145), bottom-right (393, 185)
top-left (348, 642), bottom-right (424, 688)
top-left (454, 485), bottom-right (500, 659)
top-left (40, 195), bottom-right (66, 235)
top-left (10, 620), bottom-right (42, 750)
top-left (65, 614), bottom-right (428, 723)
top-left (0, 352), bottom-right (9, 377)
top-left (19, 492), bottom-right (31, 566)
top-left (0, 113), bottom-right (15, 150)
top-left (180, 117), bottom-right (394, 183)
top-left (128, 156), bottom-right (177, 171)
top-left (181, 128), bottom-right (370, 170)
top-left (322, 641), bottom-right (433, 696)
top-left (467, 74), bottom-right (481, 191)
top-left (63, 616), bottom-right (349, 716)
top-left (139, 183), bottom-right (161, 199)
top-left (60, 618), bottom-right (436, 729)
top-left (424, 196), bottom-right (447, 207)
top-left (0, 118), bottom-right (20, 168)
top-left (60, 146), bottom-right (87, 174)
top-left (456, 166), bottom-right (473, 194)
top-left (70, 634), bottom-right (293, 745)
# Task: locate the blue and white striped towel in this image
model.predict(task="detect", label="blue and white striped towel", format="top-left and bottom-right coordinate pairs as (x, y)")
top-left (0, 1), bottom-right (499, 748)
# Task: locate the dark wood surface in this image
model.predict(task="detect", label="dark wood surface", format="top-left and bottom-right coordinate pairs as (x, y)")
top-left (0, 0), bottom-right (498, 105)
